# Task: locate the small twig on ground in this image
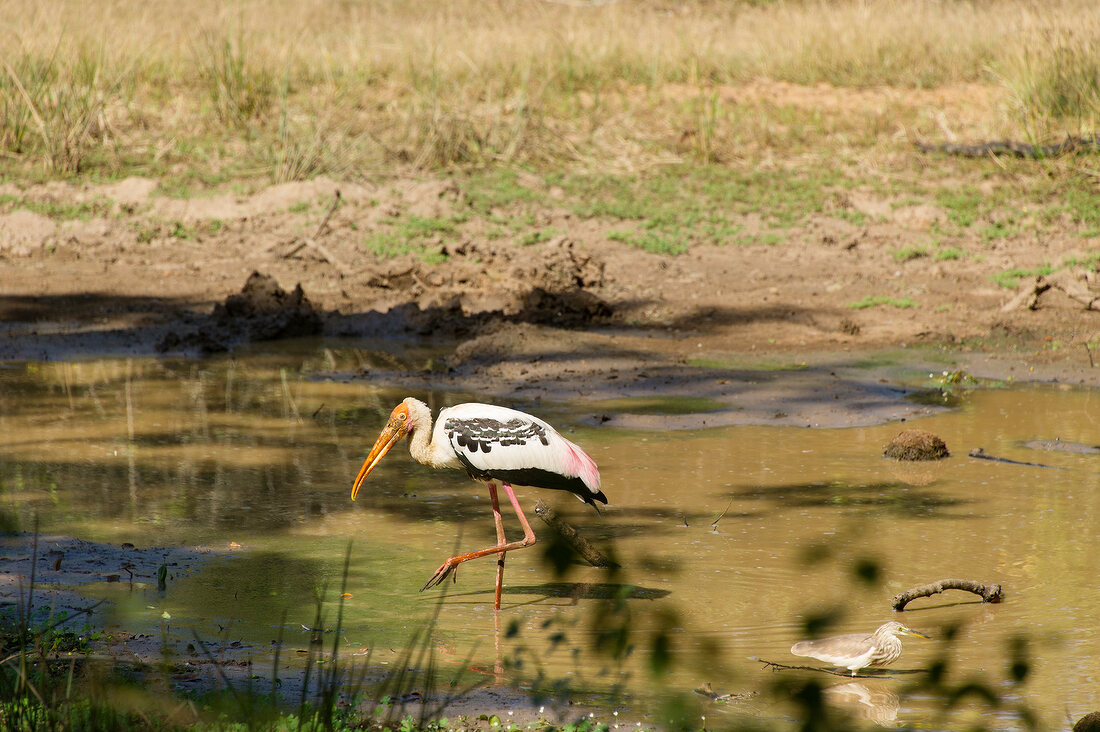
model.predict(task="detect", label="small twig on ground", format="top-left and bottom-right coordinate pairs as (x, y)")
top-left (1001, 271), bottom-right (1100, 312)
top-left (312, 189), bottom-right (342, 240)
top-left (533, 499), bottom-right (620, 568)
top-left (891, 578), bottom-right (1003, 611)
top-left (270, 190), bottom-right (349, 273)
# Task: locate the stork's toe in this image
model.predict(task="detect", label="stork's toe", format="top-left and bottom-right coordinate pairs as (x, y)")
top-left (421, 559), bottom-right (459, 591)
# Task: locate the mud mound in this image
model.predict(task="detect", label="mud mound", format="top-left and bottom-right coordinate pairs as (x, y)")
top-left (511, 235), bottom-right (605, 290)
top-left (884, 429), bottom-right (950, 461)
top-left (157, 272), bottom-right (323, 353)
top-left (353, 235), bottom-right (609, 334)
top-left (213, 271), bottom-right (323, 339)
top-left (517, 287), bottom-right (611, 325)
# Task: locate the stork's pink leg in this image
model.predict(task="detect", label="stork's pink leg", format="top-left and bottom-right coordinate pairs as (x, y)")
top-left (488, 482), bottom-right (507, 610)
top-left (422, 482), bottom-right (537, 597)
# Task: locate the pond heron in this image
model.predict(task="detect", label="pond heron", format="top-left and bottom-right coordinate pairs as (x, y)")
top-left (791, 621), bottom-right (930, 675)
top-left (351, 398), bottom-right (605, 610)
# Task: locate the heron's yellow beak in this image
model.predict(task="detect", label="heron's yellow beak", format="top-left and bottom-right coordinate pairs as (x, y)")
top-left (351, 419), bottom-right (404, 500)
top-left (901, 627), bottom-right (931, 639)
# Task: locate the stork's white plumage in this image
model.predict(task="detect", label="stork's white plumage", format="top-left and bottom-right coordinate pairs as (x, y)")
top-left (351, 397), bottom-right (605, 609)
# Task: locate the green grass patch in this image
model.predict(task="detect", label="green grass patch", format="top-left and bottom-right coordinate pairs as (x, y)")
top-left (979, 219), bottom-right (1019, 242)
top-left (935, 186), bottom-right (989, 228)
top-left (586, 395), bottom-right (727, 415)
top-left (131, 218), bottom-right (224, 242)
top-left (734, 232), bottom-right (787, 246)
top-left (991, 264), bottom-right (1053, 289)
top-left (607, 228), bottom-right (688, 255)
top-left (833, 209), bottom-right (869, 226)
top-left (517, 227), bottom-right (563, 246)
top-left (934, 246), bottom-right (965, 261)
top-left (400, 214), bottom-right (457, 238)
top-left (555, 166), bottom-right (833, 255)
top-left (460, 169), bottom-right (540, 215)
top-left (1063, 186), bottom-right (1100, 237)
top-left (0, 194), bottom-right (113, 220)
top-left (360, 214), bottom-right (462, 262)
top-left (891, 245), bottom-right (928, 262)
top-left (1063, 250), bottom-right (1100, 270)
top-left (848, 295), bottom-right (919, 310)
top-left (688, 356), bottom-right (808, 372)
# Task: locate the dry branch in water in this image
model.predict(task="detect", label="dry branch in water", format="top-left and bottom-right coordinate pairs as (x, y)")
top-left (756, 659), bottom-right (922, 677)
top-left (534, 498), bottom-right (619, 568)
top-left (891, 578), bottom-right (1003, 610)
top-left (968, 448), bottom-right (1062, 470)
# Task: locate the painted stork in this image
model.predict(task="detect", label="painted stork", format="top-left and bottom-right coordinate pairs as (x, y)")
top-left (351, 397), bottom-right (605, 609)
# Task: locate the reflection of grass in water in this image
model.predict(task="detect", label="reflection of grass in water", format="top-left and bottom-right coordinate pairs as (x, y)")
top-left (588, 395), bottom-right (726, 415)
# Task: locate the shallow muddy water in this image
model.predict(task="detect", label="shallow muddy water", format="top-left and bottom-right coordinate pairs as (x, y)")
top-left (1, 346), bottom-right (1098, 730)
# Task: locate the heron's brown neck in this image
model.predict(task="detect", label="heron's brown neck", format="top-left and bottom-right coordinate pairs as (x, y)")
top-left (870, 627), bottom-right (905, 665)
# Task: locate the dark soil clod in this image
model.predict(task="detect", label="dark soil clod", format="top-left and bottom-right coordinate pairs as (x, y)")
top-left (884, 429), bottom-right (950, 461)
top-left (157, 271), bottom-right (322, 353)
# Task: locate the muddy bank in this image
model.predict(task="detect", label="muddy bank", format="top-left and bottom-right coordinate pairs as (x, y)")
top-left (2, 173), bottom-right (1100, 420)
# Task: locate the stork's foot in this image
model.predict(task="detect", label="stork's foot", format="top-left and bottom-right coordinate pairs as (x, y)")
top-left (421, 559), bottom-right (460, 591)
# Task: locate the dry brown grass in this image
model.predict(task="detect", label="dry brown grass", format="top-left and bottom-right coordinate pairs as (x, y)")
top-left (2, 0), bottom-right (1100, 181)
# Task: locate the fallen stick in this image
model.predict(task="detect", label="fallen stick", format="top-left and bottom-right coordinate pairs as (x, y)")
top-left (1001, 271), bottom-right (1100, 312)
top-left (891, 578), bottom-right (1003, 611)
top-left (754, 658), bottom-right (921, 677)
top-left (311, 189), bottom-right (342, 240)
top-left (534, 499), bottom-right (620, 568)
top-left (968, 448), bottom-right (1064, 470)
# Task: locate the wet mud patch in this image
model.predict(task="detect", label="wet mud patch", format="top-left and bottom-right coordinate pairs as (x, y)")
top-left (331, 322), bottom-right (948, 429)
top-left (157, 271), bottom-right (324, 353)
top-left (0, 533), bottom-right (223, 626)
top-left (336, 235), bottom-right (612, 338)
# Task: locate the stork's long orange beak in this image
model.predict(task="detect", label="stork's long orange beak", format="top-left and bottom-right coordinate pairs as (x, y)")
top-left (351, 419), bottom-right (403, 500)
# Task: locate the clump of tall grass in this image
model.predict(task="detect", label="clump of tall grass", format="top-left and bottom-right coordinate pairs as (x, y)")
top-left (0, 44), bottom-right (125, 174)
top-left (193, 28), bottom-right (276, 129)
top-left (1002, 20), bottom-right (1100, 137)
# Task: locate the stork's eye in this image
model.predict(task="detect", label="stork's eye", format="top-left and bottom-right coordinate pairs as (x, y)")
top-left (398, 412), bottom-right (407, 421)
